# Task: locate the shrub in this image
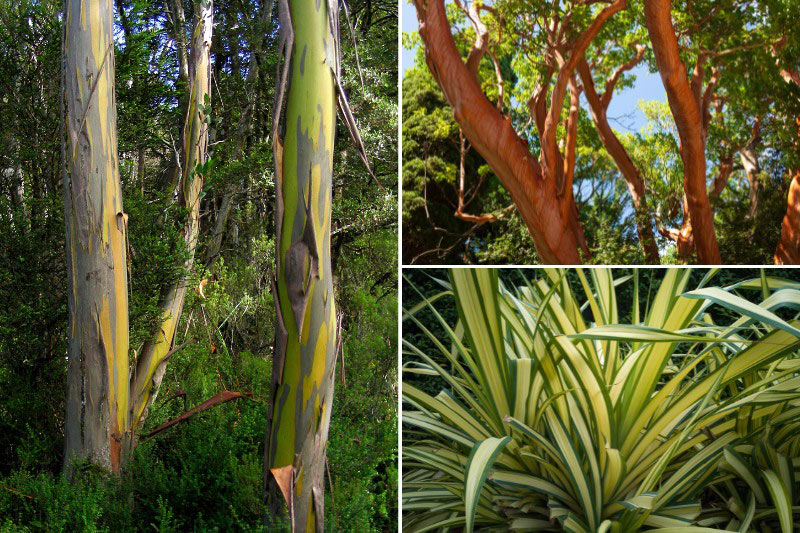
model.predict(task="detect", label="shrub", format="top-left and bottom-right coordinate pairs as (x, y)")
top-left (403, 269), bottom-right (800, 532)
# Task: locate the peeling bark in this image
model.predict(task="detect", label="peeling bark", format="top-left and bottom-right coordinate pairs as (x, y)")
top-left (144, 390), bottom-right (250, 439)
top-left (62, 0), bottom-right (129, 477)
top-left (644, 0), bottom-right (721, 264)
top-left (264, 0), bottom-right (338, 529)
top-left (414, 0), bottom-right (585, 263)
top-left (775, 169), bottom-right (800, 264)
top-left (775, 115), bottom-right (800, 264)
top-left (708, 155), bottom-right (733, 201)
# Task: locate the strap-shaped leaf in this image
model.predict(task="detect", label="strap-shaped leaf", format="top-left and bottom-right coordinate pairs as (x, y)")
top-left (722, 447), bottom-right (767, 504)
top-left (464, 436), bottom-right (511, 532)
top-left (738, 493), bottom-right (756, 533)
top-left (684, 287), bottom-right (800, 338)
top-left (763, 469), bottom-right (793, 533)
top-left (569, 324), bottom-right (735, 343)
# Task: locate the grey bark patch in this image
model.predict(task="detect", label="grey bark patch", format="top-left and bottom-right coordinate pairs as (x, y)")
top-left (284, 189), bottom-right (319, 335)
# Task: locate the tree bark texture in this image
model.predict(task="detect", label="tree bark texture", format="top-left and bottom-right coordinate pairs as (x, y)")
top-left (740, 146), bottom-right (760, 217)
top-left (772, 68), bottom-right (800, 262)
top-left (644, 0), bottom-right (721, 264)
top-left (413, 0), bottom-right (582, 263)
top-left (62, 0), bottom-right (129, 476)
top-left (263, 0), bottom-right (338, 529)
top-left (129, 2), bottom-right (213, 439)
top-left (776, 170), bottom-right (800, 264)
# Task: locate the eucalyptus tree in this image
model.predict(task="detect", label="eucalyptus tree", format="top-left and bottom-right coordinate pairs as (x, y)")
top-left (263, 0), bottom-right (340, 528)
top-left (128, 0), bottom-right (213, 443)
top-left (62, 0), bottom-right (130, 476)
top-left (61, 0), bottom-right (214, 474)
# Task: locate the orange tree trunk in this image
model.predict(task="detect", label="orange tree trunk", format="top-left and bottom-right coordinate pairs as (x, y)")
top-left (413, 0), bottom-right (582, 263)
top-left (62, 0), bottom-right (130, 476)
top-left (774, 115), bottom-right (800, 264)
top-left (644, 0), bottom-right (721, 264)
top-left (775, 169), bottom-right (800, 264)
top-left (577, 60), bottom-right (660, 264)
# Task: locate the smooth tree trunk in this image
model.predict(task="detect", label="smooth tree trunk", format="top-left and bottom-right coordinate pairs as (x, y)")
top-left (62, 0), bottom-right (130, 476)
top-left (129, 2), bottom-right (213, 440)
top-left (773, 70), bottom-right (800, 263)
top-left (644, 0), bottom-right (721, 264)
top-left (776, 169), bottom-right (800, 264)
top-left (263, 0), bottom-right (338, 529)
top-left (413, 0), bottom-right (583, 263)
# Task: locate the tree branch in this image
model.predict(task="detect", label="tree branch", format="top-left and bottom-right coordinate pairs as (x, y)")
top-left (541, 0), bottom-right (628, 183)
top-left (143, 390), bottom-right (252, 439)
top-left (602, 44), bottom-right (645, 109)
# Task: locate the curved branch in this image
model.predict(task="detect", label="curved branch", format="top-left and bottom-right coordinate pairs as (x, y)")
top-left (578, 57), bottom-right (660, 263)
top-left (414, 0), bottom-right (581, 262)
top-left (541, 0), bottom-right (628, 183)
top-left (601, 44), bottom-right (645, 109)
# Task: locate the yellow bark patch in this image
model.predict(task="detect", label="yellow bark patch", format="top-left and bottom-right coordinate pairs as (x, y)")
top-left (90, 2), bottom-right (103, 66)
top-left (306, 504), bottom-right (314, 532)
top-left (300, 281), bottom-right (315, 344)
top-left (303, 321), bottom-right (328, 405)
top-left (98, 298), bottom-right (117, 423)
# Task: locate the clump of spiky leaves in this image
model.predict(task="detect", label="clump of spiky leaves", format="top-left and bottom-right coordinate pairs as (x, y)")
top-left (402, 269), bottom-right (800, 532)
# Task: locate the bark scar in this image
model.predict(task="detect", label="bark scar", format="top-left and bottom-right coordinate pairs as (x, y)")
top-left (284, 188), bottom-right (319, 335)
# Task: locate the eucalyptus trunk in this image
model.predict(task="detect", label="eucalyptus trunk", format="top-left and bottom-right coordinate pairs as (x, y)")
top-left (129, 1), bottom-right (212, 440)
top-left (263, 0), bottom-right (338, 529)
top-left (62, 0), bottom-right (130, 477)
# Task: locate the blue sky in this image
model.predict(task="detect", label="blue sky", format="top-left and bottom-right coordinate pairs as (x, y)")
top-left (401, 1), bottom-right (667, 133)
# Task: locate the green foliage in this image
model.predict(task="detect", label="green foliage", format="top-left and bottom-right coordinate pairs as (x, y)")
top-left (403, 268), bottom-right (800, 531)
top-left (0, 0), bottom-right (397, 530)
top-left (402, 0), bottom-right (800, 264)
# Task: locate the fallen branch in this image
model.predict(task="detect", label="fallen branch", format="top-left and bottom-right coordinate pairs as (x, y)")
top-left (0, 482), bottom-right (33, 499)
top-left (143, 390), bottom-right (252, 439)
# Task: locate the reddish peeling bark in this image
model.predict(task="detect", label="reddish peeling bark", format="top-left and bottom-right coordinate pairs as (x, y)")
top-left (541, 0), bottom-right (629, 187)
top-left (644, 0), bottom-right (721, 264)
top-left (414, 0), bottom-right (582, 263)
top-left (563, 79), bottom-right (592, 259)
top-left (776, 170), bottom-right (800, 264)
top-left (709, 156), bottom-right (734, 201)
top-left (657, 198), bottom-right (694, 262)
top-left (775, 115), bottom-right (800, 264)
top-left (563, 78), bottom-right (580, 197)
top-left (577, 57), bottom-right (660, 264)
top-left (773, 60), bottom-right (800, 263)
